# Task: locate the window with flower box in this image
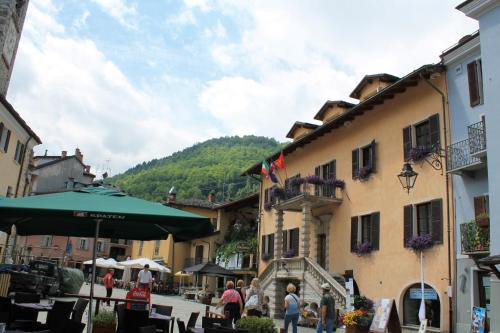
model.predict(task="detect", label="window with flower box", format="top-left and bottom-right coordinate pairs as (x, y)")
top-left (403, 114), bottom-right (440, 161)
top-left (315, 160), bottom-right (336, 195)
top-left (352, 141), bottom-right (376, 179)
top-left (350, 213), bottom-right (380, 253)
top-left (404, 199), bottom-right (443, 247)
top-left (261, 234), bottom-right (274, 259)
top-left (282, 228), bottom-right (299, 257)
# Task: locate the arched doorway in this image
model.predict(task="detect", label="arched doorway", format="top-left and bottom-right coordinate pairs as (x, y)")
top-left (402, 283), bottom-right (440, 329)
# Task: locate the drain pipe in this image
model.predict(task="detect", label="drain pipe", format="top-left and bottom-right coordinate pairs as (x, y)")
top-left (421, 72), bottom-right (453, 333)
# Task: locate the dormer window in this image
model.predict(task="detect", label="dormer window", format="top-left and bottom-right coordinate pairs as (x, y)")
top-left (350, 74), bottom-right (399, 101)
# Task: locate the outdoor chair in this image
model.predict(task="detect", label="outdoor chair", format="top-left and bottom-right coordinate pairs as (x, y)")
top-left (152, 304), bottom-right (173, 316)
top-left (116, 303), bottom-right (126, 333)
top-left (71, 298), bottom-right (89, 323)
top-left (0, 296), bottom-right (12, 324)
top-left (177, 319), bottom-right (186, 333)
top-left (10, 292), bottom-right (41, 328)
top-left (64, 318), bottom-right (86, 333)
top-left (140, 325), bottom-right (157, 333)
top-left (187, 311), bottom-right (200, 328)
top-left (26, 300), bottom-right (76, 333)
top-left (202, 316), bottom-right (230, 329)
top-left (124, 308), bottom-right (149, 333)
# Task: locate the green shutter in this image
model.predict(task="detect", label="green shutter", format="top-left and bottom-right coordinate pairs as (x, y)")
top-left (429, 114), bottom-right (440, 149)
top-left (282, 230), bottom-right (288, 254)
top-left (351, 217), bottom-right (358, 252)
top-left (431, 199), bottom-right (443, 244)
top-left (292, 228), bottom-right (299, 256)
top-left (261, 235), bottom-right (266, 255)
top-left (269, 234), bottom-right (275, 257)
top-left (403, 126), bottom-right (412, 161)
top-left (370, 140), bottom-right (376, 172)
top-left (468, 61), bottom-right (481, 107)
top-left (352, 149), bottom-right (359, 179)
top-left (371, 212), bottom-right (380, 251)
top-left (404, 205), bottom-right (413, 247)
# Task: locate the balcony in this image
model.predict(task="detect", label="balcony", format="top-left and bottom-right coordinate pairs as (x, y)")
top-left (460, 222), bottom-right (490, 255)
top-left (447, 120), bottom-right (487, 174)
top-left (184, 257), bottom-right (211, 268)
top-left (273, 182), bottom-right (342, 212)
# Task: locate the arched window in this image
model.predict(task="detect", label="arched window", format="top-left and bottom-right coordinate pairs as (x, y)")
top-left (403, 283), bottom-right (440, 328)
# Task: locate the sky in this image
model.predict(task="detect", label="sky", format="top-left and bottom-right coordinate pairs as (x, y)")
top-left (7, 0), bottom-right (478, 177)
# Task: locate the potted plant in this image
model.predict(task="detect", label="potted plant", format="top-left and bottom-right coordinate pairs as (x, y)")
top-left (355, 242), bottom-right (373, 257)
top-left (92, 310), bottom-right (116, 333)
top-left (358, 166), bottom-right (372, 180)
top-left (409, 145), bottom-right (432, 161)
top-left (340, 296), bottom-right (374, 333)
top-left (406, 234), bottom-right (434, 252)
top-left (236, 316), bottom-right (276, 333)
top-left (303, 175), bottom-right (324, 185)
top-left (475, 212), bottom-right (489, 227)
top-left (282, 249), bottom-right (295, 258)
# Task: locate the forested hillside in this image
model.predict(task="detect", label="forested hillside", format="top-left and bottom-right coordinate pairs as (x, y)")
top-left (109, 136), bottom-right (284, 202)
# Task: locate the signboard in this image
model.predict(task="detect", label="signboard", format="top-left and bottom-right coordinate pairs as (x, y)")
top-left (370, 299), bottom-right (402, 333)
top-left (409, 288), bottom-right (438, 300)
top-left (470, 307), bottom-right (486, 333)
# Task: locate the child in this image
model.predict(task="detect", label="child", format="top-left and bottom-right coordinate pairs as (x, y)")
top-left (262, 295), bottom-right (270, 317)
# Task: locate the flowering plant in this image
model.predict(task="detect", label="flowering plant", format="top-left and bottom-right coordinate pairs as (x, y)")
top-left (406, 234), bottom-right (434, 251)
top-left (270, 187), bottom-right (286, 200)
top-left (355, 242), bottom-right (373, 256)
top-left (289, 177), bottom-right (305, 186)
top-left (324, 178), bottom-right (346, 189)
top-left (261, 253), bottom-right (272, 261)
top-left (358, 166), bottom-right (372, 180)
top-left (302, 175), bottom-right (324, 185)
top-left (341, 296), bottom-right (374, 328)
top-left (282, 249), bottom-right (295, 258)
top-left (409, 146), bottom-right (432, 161)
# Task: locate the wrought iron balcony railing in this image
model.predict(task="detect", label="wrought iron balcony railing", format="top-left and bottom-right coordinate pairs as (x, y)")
top-left (467, 119), bottom-right (487, 156)
top-left (460, 223), bottom-right (490, 255)
top-left (446, 139), bottom-right (483, 172)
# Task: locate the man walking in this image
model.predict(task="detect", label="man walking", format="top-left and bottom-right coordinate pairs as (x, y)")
top-left (103, 268), bottom-right (114, 306)
top-left (137, 264), bottom-right (153, 291)
top-left (316, 283), bottom-right (336, 333)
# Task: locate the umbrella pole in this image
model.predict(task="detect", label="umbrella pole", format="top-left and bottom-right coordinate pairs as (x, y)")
top-left (87, 219), bottom-right (102, 333)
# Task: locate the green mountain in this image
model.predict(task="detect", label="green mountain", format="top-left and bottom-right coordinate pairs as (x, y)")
top-left (109, 136), bottom-right (284, 202)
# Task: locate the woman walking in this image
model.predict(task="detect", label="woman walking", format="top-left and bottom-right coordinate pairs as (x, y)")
top-left (219, 281), bottom-right (243, 327)
top-left (284, 283), bottom-right (300, 333)
top-left (103, 268), bottom-right (114, 306)
top-left (245, 278), bottom-right (264, 317)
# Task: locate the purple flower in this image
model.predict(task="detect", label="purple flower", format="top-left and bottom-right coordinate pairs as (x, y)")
top-left (324, 178), bottom-right (345, 189)
top-left (358, 166), bottom-right (372, 179)
top-left (355, 242), bottom-right (373, 256)
top-left (290, 177), bottom-right (305, 186)
top-left (406, 234), bottom-right (434, 251)
top-left (302, 175), bottom-right (324, 185)
top-left (261, 253), bottom-right (272, 261)
top-left (409, 146), bottom-right (432, 161)
top-left (270, 187), bottom-right (286, 200)
top-left (282, 249), bottom-right (295, 258)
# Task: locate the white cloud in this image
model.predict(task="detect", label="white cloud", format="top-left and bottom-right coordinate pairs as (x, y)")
top-left (73, 10), bottom-right (90, 29)
top-left (183, 0), bottom-right (211, 12)
top-left (167, 8), bottom-right (197, 26)
top-left (90, 0), bottom-right (138, 30)
top-left (8, 0), bottom-right (211, 175)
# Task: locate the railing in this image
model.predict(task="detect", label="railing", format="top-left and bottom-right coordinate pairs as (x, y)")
top-left (282, 182), bottom-right (339, 200)
top-left (460, 223), bottom-right (490, 254)
top-left (184, 257), bottom-right (211, 267)
top-left (304, 257), bottom-right (347, 308)
top-left (468, 119), bottom-right (487, 155)
top-left (259, 260), bottom-right (277, 289)
top-left (446, 139), bottom-right (482, 171)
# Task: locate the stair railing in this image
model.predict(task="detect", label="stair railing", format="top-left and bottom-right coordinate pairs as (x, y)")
top-left (304, 257), bottom-right (347, 308)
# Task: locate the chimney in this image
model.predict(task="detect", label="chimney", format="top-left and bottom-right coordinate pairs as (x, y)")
top-left (208, 192), bottom-right (215, 202)
top-left (75, 148), bottom-right (83, 162)
top-left (61, 151), bottom-right (67, 158)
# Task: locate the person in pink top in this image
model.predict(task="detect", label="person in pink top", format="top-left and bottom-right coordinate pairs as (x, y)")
top-left (219, 280), bottom-right (242, 327)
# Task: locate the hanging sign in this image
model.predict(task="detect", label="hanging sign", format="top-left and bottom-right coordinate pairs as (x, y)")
top-left (369, 299), bottom-right (402, 333)
top-left (409, 288), bottom-right (438, 300)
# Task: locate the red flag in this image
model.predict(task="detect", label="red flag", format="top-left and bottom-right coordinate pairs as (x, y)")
top-left (274, 151), bottom-right (286, 169)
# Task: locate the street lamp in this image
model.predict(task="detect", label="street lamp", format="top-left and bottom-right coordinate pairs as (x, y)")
top-left (398, 163), bottom-right (418, 194)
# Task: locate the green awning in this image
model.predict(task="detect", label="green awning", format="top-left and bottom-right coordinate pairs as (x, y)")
top-left (0, 186), bottom-right (213, 241)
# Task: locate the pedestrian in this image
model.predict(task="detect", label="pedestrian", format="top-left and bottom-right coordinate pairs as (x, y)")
top-left (218, 281), bottom-right (243, 328)
top-left (284, 283), bottom-right (300, 333)
top-left (236, 280), bottom-right (246, 305)
top-left (137, 264), bottom-right (153, 291)
top-left (103, 268), bottom-right (114, 306)
top-left (246, 278), bottom-right (264, 317)
top-left (316, 283), bottom-right (336, 333)
top-left (262, 295), bottom-right (270, 317)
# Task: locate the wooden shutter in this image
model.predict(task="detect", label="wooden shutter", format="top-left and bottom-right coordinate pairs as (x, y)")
top-left (403, 126), bottom-right (412, 161)
top-left (468, 61), bottom-right (481, 107)
top-left (404, 205), bottom-right (413, 247)
top-left (429, 114), bottom-right (440, 148)
top-left (352, 149), bottom-right (359, 179)
top-left (261, 235), bottom-right (266, 255)
top-left (431, 199), bottom-right (443, 244)
top-left (284, 178), bottom-right (290, 192)
top-left (350, 217), bottom-right (358, 252)
top-left (291, 228), bottom-right (299, 256)
top-left (474, 196), bottom-right (488, 216)
top-left (264, 188), bottom-right (269, 204)
top-left (315, 166), bottom-right (321, 195)
top-left (4, 130), bottom-right (10, 153)
top-left (371, 212), bottom-right (380, 251)
top-left (282, 230), bottom-right (288, 253)
top-left (370, 140), bottom-right (376, 171)
top-left (269, 234), bottom-right (275, 257)
top-left (327, 160), bottom-right (336, 179)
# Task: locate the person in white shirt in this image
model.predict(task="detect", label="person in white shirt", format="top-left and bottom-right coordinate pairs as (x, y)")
top-left (136, 264), bottom-right (153, 291)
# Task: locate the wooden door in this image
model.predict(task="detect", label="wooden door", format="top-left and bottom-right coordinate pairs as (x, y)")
top-left (317, 234), bottom-right (327, 269)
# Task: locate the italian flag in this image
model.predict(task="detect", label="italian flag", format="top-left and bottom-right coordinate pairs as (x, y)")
top-left (261, 160), bottom-right (270, 175)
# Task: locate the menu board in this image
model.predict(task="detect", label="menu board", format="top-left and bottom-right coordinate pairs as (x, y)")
top-left (370, 299), bottom-right (402, 333)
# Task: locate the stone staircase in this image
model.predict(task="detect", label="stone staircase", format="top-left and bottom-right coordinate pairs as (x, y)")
top-left (259, 257), bottom-right (347, 318)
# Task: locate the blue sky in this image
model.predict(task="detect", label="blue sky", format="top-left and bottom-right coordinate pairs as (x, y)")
top-left (7, 0), bottom-right (477, 176)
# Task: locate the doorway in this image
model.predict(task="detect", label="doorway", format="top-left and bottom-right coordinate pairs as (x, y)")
top-left (317, 234), bottom-right (327, 269)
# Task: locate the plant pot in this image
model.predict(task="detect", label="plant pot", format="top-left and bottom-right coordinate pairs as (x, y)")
top-left (475, 217), bottom-right (489, 227)
top-left (345, 326), bottom-right (370, 333)
top-left (93, 325), bottom-right (116, 333)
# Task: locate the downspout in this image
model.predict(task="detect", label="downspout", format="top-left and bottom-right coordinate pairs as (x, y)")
top-left (421, 72), bottom-right (453, 333)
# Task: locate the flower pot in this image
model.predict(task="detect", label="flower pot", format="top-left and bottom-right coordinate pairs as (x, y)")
top-left (93, 325), bottom-right (116, 333)
top-left (475, 216), bottom-right (489, 227)
top-left (345, 326), bottom-right (370, 333)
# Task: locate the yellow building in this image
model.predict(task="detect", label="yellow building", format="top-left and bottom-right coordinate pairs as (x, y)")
top-left (244, 65), bottom-right (454, 332)
top-left (131, 194), bottom-right (259, 291)
top-left (0, 95), bottom-right (41, 257)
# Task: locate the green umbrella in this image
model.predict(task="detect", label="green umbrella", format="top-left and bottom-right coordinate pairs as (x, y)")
top-left (0, 186), bottom-right (213, 332)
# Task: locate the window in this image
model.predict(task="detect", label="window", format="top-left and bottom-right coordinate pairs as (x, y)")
top-left (13, 141), bottom-right (24, 164)
top-left (403, 114), bottom-right (440, 161)
top-left (0, 123), bottom-right (11, 152)
top-left (282, 228), bottom-right (299, 257)
top-left (467, 59), bottom-right (483, 107)
top-left (96, 240), bottom-right (105, 253)
top-left (78, 238), bottom-right (89, 250)
top-left (40, 235), bottom-right (52, 248)
top-left (261, 234), bottom-right (274, 258)
top-left (195, 245), bottom-right (204, 264)
top-left (352, 141), bottom-right (376, 179)
top-left (154, 240), bottom-right (161, 256)
top-left (315, 160), bottom-right (336, 195)
top-left (138, 240), bottom-right (144, 256)
top-left (5, 186), bottom-right (13, 198)
top-left (263, 186), bottom-right (277, 209)
top-left (403, 283), bottom-right (441, 328)
top-left (404, 199), bottom-right (443, 246)
top-left (350, 213), bottom-right (380, 252)
top-left (474, 195), bottom-right (489, 225)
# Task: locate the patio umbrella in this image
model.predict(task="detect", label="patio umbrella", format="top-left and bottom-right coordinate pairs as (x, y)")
top-left (184, 262), bottom-right (235, 290)
top-left (83, 258), bottom-right (123, 270)
top-left (119, 257), bottom-right (171, 273)
top-left (0, 186), bottom-right (212, 332)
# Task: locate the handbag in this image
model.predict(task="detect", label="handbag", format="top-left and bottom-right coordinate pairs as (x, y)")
top-left (245, 294), bottom-right (259, 310)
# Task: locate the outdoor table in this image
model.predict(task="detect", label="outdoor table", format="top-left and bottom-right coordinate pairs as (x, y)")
top-left (14, 303), bottom-right (53, 311)
top-left (149, 313), bottom-right (173, 333)
top-left (64, 293), bottom-right (149, 315)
